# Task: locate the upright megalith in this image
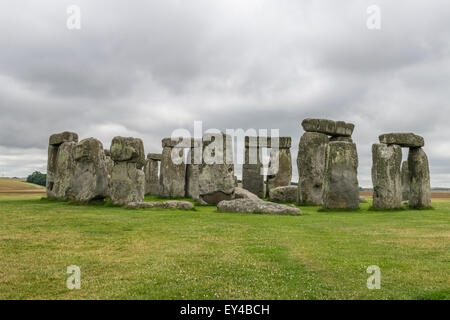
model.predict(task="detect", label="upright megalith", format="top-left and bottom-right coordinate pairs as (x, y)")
top-left (266, 137), bottom-right (292, 197)
top-left (242, 136), bottom-right (264, 198)
top-left (144, 153), bottom-right (161, 196)
top-left (297, 132), bottom-right (329, 205)
top-left (322, 141), bottom-right (359, 209)
top-left (198, 132), bottom-right (235, 204)
top-left (72, 138), bottom-right (110, 202)
top-left (46, 131), bottom-right (78, 199)
top-left (401, 161), bottom-right (409, 201)
top-left (408, 148), bottom-right (431, 208)
top-left (185, 139), bottom-right (202, 200)
top-left (371, 144), bottom-right (402, 208)
top-left (159, 138), bottom-right (187, 198)
top-left (110, 136), bottom-right (145, 205)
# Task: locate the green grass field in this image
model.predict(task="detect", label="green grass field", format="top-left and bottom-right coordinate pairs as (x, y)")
top-left (0, 193), bottom-right (448, 300)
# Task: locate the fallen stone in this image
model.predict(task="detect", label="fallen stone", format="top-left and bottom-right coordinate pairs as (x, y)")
top-left (302, 118), bottom-right (355, 137)
top-left (408, 148), bottom-right (431, 208)
top-left (359, 196), bottom-right (367, 203)
top-left (322, 141), bottom-right (360, 209)
top-left (379, 133), bottom-right (424, 148)
top-left (234, 187), bottom-right (261, 201)
top-left (371, 143), bottom-right (402, 209)
top-left (297, 132), bottom-right (329, 205)
top-left (127, 200), bottom-right (194, 210)
top-left (269, 186), bottom-right (298, 203)
top-left (217, 198), bottom-right (301, 215)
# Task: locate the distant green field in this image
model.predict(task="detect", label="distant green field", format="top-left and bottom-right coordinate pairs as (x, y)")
top-left (0, 178), bottom-right (45, 193)
top-left (0, 194), bottom-right (448, 300)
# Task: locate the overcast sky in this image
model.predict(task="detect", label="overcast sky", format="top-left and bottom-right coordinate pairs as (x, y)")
top-left (0, 0), bottom-right (449, 187)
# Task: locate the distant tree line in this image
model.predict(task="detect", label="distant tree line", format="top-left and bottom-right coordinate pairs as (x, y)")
top-left (26, 171), bottom-right (46, 187)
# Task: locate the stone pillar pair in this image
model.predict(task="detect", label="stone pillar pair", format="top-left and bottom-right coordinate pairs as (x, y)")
top-left (144, 153), bottom-right (161, 196)
top-left (242, 137), bottom-right (292, 199)
top-left (298, 118), bottom-right (359, 209)
top-left (372, 133), bottom-right (430, 208)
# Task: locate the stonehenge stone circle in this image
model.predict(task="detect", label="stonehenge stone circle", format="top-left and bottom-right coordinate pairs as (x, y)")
top-left (297, 132), bottom-right (329, 205)
top-left (198, 133), bottom-right (235, 204)
top-left (401, 161), bottom-right (410, 201)
top-left (266, 137), bottom-right (292, 197)
top-left (302, 118), bottom-right (354, 137)
top-left (269, 185), bottom-right (297, 203)
top-left (322, 141), bottom-right (360, 209)
top-left (110, 136), bottom-right (145, 205)
top-left (46, 131), bottom-right (78, 199)
top-left (371, 143), bottom-right (402, 209)
top-left (242, 136), bottom-right (264, 198)
top-left (144, 153), bottom-right (161, 196)
top-left (159, 138), bottom-right (187, 198)
top-left (379, 133), bottom-right (424, 148)
top-left (72, 138), bottom-right (110, 202)
top-left (408, 147), bottom-right (431, 208)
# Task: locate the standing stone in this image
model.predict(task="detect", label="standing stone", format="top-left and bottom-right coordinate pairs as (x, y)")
top-left (266, 137), bottom-right (292, 197)
top-left (371, 143), bottom-right (402, 209)
top-left (185, 139), bottom-right (202, 200)
top-left (46, 131), bottom-right (79, 199)
top-left (72, 138), bottom-right (110, 202)
top-left (198, 133), bottom-right (235, 204)
top-left (322, 141), bottom-right (359, 209)
top-left (401, 161), bottom-right (410, 201)
top-left (144, 153), bottom-right (161, 196)
top-left (110, 136), bottom-right (145, 205)
top-left (159, 138), bottom-right (187, 198)
top-left (297, 132), bottom-right (329, 205)
top-left (408, 148), bottom-right (431, 208)
top-left (242, 137), bottom-right (264, 198)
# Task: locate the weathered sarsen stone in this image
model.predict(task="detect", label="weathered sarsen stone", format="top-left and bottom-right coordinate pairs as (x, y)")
top-left (144, 153), bottom-right (161, 196)
top-left (269, 185), bottom-right (297, 203)
top-left (266, 137), bottom-right (292, 197)
top-left (159, 138), bottom-right (186, 198)
top-left (408, 148), bottom-right (431, 208)
top-left (110, 136), bottom-right (145, 205)
top-left (185, 139), bottom-right (202, 200)
top-left (217, 198), bottom-right (301, 215)
top-left (401, 161), bottom-right (410, 201)
top-left (322, 141), bottom-right (359, 209)
top-left (72, 138), bottom-right (110, 202)
top-left (297, 132), bottom-right (329, 205)
top-left (242, 137), bottom-right (264, 198)
top-left (371, 143), bottom-right (402, 209)
top-left (302, 118), bottom-right (355, 137)
top-left (379, 133), bottom-right (424, 148)
top-left (46, 131), bottom-right (79, 199)
top-left (198, 133), bottom-right (235, 204)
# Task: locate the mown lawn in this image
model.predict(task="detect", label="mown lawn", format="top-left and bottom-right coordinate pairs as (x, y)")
top-left (0, 194), bottom-right (448, 300)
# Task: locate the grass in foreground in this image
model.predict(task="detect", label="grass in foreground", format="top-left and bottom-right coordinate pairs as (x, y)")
top-left (0, 194), bottom-right (449, 300)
